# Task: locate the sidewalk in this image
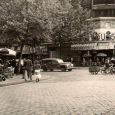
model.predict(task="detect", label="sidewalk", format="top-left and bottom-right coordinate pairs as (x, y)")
top-left (0, 73), bottom-right (51, 87)
top-left (73, 66), bottom-right (88, 70)
top-left (0, 67), bottom-right (88, 87)
top-left (0, 74), bottom-right (25, 87)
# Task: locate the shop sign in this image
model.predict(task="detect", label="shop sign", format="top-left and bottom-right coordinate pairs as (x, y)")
top-left (71, 43), bottom-right (114, 50)
top-left (97, 45), bottom-right (114, 50)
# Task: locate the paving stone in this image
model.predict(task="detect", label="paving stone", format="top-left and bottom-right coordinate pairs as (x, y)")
top-left (1, 69), bottom-right (115, 114)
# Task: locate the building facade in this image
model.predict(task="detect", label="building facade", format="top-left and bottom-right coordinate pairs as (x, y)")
top-left (12, 0), bottom-right (115, 66)
top-left (70, 0), bottom-right (115, 66)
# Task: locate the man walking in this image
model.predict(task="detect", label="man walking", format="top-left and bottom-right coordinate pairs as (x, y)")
top-left (23, 58), bottom-right (32, 81)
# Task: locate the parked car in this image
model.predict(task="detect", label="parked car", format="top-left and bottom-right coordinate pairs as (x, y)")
top-left (41, 58), bottom-right (73, 72)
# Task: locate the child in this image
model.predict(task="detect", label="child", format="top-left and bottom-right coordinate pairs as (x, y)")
top-left (34, 63), bottom-right (41, 82)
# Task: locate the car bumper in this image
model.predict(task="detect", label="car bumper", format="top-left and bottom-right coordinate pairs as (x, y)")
top-left (66, 65), bottom-right (73, 69)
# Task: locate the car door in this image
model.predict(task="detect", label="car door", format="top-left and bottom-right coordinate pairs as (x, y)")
top-left (46, 60), bottom-right (53, 69)
top-left (52, 60), bottom-right (59, 69)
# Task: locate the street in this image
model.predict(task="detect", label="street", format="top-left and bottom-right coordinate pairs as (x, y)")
top-left (1, 68), bottom-right (115, 115)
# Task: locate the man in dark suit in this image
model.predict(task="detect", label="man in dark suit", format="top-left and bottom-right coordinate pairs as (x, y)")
top-left (11, 59), bottom-right (16, 74)
top-left (23, 58), bottom-right (32, 81)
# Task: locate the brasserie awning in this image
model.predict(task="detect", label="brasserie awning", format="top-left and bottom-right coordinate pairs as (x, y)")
top-left (71, 43), bottom-right (114, 50)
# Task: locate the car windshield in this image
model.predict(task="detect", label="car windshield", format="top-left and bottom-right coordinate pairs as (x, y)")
top-left (57, 59), bottom-right (63, 63)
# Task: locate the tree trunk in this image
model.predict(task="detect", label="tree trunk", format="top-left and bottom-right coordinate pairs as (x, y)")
top-left (17, 44), bottom-right (24, 74)
top-left (59, 36), bottom-right (62, 59)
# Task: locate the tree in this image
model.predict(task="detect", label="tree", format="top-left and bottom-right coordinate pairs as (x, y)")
top-left (0, 0), bottom-right (51, 73)
top-left (50, 0), bottom-right (95, 43)
top-left (0, 0), bottom-right (96, 72)
top-left (44, 0), bottom-right (95, 58)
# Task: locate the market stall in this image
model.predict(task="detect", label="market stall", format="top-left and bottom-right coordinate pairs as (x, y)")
top-left (0, 48), bottom-right (16, 80)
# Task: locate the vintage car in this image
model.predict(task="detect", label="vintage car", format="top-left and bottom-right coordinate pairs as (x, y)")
top-left (41, 58), bottom-right (73, 72)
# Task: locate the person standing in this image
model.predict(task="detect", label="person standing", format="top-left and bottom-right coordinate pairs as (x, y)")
top-left (34, 61), bottom-right (41, 82)
top-left (101, 58), bottom-right (105, 65)
top-left (89, 58), bottom-right (92, 67)
top-left (22, 58), bottom-right (26, 79)
top-left (11, 59), bottom-right (16, 75)
top-left (97, 57), bottom-right (100, 66)
top-left (23, 58), bottom-right (32, 81)
top-left (83, 58), bottom-right (86, 67)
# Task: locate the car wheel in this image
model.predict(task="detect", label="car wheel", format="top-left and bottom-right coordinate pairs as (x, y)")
top-left (43, 67), bottom-right (47, 71)
top-left (61, 67), bottom-right (66, 72)
top-left (50, 69), bottom-right (53, 71)
top-left (68, 69), bottom-right (72, 71)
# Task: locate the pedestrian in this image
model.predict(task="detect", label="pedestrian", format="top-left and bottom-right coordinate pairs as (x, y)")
top-left (83, 58), bottom-right (86, 67)
top-left (101, 58), bottom-right (105, 65)
top-left (89, 58), bottom-right (92, 67)
top-left (22, 58), bottom-right (26, 79)
top-left (11, 59), bottom-right (16, 73)
top-left (23, 58), bottom-right (32, 81)
top-left (71, 58), bottom-right (73, 63)
top-left (34, 61), bottom-right (41, 82)
top-left (97, 57), bottom-right (100, 66)
top-left (105, 58), bottom-right (109, 68)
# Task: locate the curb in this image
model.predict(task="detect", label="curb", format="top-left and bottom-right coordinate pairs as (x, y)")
top-left (73, 67), bottom-right (88, 69)
top-left (0, 75), bottom-right (51, 87)
top-left (0, 81), bottom-right (26, 87)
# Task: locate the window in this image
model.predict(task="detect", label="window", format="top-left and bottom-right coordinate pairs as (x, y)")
top-left (48, 60), bottom-right (52, 64)
top-left (52, 60), bottom-right (58, 64)
top-left (57, 59), bottom-right (63, 63)
top-left (93, 0), bottom-right (114, 5)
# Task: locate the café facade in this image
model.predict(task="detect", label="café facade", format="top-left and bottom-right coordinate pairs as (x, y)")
top-left (71, 41), bottom-right (115, 66)
top-left (70, 17), bottom-right (115, 66)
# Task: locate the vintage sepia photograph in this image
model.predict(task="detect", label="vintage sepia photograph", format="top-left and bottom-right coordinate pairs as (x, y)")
top-left (1, 0), bottom-right (115, 114)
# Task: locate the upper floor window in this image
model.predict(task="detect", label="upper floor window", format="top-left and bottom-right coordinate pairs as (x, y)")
top-left (93, 10), bottom-right (114, 17)
top-left (93, 0), bottom-right (114, 5)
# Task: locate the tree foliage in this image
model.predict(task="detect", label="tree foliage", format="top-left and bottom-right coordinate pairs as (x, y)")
top-left (0, 0), bottom-right (52, 73)
top-left (0, 0), bottom-right (95, 45)
top-left (0, 0), bottom-right (96, 72)
top-left (0, 0), bottom-right (52, 46)
top-left (50, 0), bottom-right (95, 43)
